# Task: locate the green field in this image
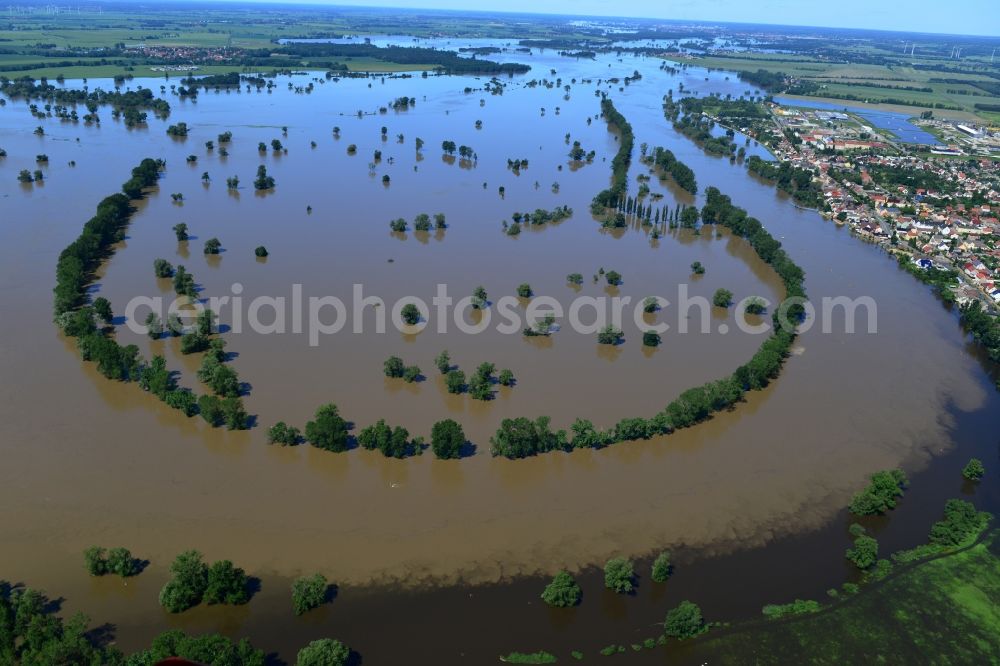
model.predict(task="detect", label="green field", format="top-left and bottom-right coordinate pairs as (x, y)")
top-left (692, 531), bottom-right (1000, 664)
top-left (663, 51), bottom-right (1000, 122)
top-left (0, 6), bottom-right (533, 80)
top-left (0, 5), bottom-right (579, 50)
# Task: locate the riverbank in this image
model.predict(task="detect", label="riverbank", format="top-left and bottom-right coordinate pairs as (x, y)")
top-left (686, 528), bottom-right (999, 663)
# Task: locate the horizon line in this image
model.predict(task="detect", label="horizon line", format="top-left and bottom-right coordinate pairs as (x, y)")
top-left (48, 0), bottom-right (1000, 40)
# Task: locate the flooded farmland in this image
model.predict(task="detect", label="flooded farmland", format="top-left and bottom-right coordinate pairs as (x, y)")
top-left (1, 40), bottom-right (997, 663)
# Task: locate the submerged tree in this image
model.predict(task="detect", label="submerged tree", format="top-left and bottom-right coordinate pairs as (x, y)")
top-left (253, 165), bottom-right (275, 190)
top-left (445, 369), bottom-right (466, 394)
top-left (297, 639), bottom-right (351, 666)
top-left (159, 550), bottom-right (209, 613)
top-left (414, 213), bottom-right (431, 232)
top-left (472, 286), bottom-right (488, 310)
top-left (305, 403), bottom-right (350, 452)
top-left (384, 356), bottom-right (405, 378)
top-left (651, 552), bottom-right (672, 583)
top-left (846, 534), bottom-right (878, 569)
top-left (664, 601), bottom-right (706, 639)
top-left (541, 571), bottom-right (582, 607)
top-left (468, 376), bottom-right (491, 401)
top-left (744, 297), bottom-right (766, 315)
top-left (431, 418), bottom-right (465, 459)
top-left (145, 312), bottom-right (163, 339)
top-left (83, 546), bottom-right (108, 576)
top-left (962, 458), bottom-right (985, 481)
top-left (712, 289), bottom-right (733, 308)
top-left (203, 559), bottom-right (250, 605)
top-left (267, 421), bottom-right (301, 446)
top-left (604, 558), bottom-right (634, 593)
top-left (292, 573), bottom-right (328, 615)
top-left (597, 325), bottom-right (623, 345)
top-left (401, 303), bottom-right (421, 325)
top-left (434, 350), bottom-right (451, 374)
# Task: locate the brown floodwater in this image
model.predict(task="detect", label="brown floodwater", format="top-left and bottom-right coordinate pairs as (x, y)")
top-left (0, 40), bottom-right (998, 663)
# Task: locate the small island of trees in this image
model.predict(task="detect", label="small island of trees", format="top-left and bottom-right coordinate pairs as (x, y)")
top-left (292, 573), bottom-right (329, 615)
top-left (644, 146), bottom-right (698, 194)
top-left (849, 469), bottom-right (907, 516)
top-left (604, 557), bottom-right (635, 593)
top-left (541, 571), bottom-right (581, 607)
top-left (712, 288), bottom-right (733, 308)
top-left (305, 404), bottom-right (350, 453)
top-left (664, 601), bottom-right (707, 639)
top-left (431, 418), bottom-right (465, 459)
top-left (159, 550), bottom-right (250, 613)
top-left (84, 546), bottom-right (142, 578)
top-left (253, 165), bottom-right (275, 190)
top-left (962, 458), bottom-right (985, 481)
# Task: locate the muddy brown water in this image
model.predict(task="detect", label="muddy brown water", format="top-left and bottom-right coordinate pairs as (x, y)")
top-left (0, 41), bottom-right (998, 663)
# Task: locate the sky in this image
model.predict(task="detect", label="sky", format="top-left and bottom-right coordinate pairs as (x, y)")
top-left (224, 0), bottom-right (1000, 37)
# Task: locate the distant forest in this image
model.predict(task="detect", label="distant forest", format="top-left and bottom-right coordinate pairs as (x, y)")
top-left (272, 43), bottom-right (530, 75)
